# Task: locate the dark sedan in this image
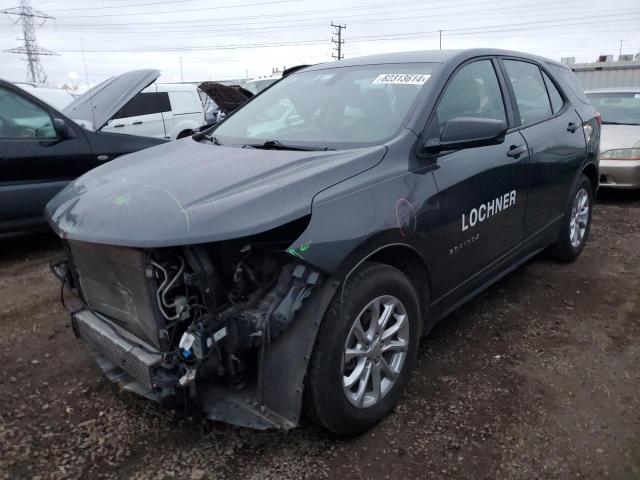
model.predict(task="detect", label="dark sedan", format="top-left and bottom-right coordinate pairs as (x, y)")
top-left (0, 72), bottom-right (166, 233)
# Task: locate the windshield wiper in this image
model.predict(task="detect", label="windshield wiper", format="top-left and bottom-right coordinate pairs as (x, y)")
top-left (242, 140), bottom-right (332, 151)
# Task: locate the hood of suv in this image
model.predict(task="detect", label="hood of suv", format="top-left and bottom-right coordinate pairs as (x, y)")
top-left (45, 138), bottom-right (386, 247)
top-left (62, 69), bottom-right (160, 131)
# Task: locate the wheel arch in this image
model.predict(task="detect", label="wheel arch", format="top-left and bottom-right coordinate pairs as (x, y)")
top-left (176, 128), bottom-right (194, 139)
top-left (171, 117), bottom-right (201, 139)
top-left (341, 243), bottom-right (432, 331)
top-left (581, 161), bottom-right (599, 192)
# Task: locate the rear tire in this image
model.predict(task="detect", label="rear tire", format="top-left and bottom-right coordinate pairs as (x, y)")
top-left (549, 174), bottom-right (593, 262)
top-left (305, 262), bottom-right (420, 436)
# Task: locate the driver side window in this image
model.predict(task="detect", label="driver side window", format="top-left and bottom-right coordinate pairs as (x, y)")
top-left (436, 59), bottom-right (506, 131)
top-left (0, 87), bottom-right (56, 139)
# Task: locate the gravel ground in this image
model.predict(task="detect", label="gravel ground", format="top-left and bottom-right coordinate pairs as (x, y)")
top-left (1, 190), bottom-right (639, 480)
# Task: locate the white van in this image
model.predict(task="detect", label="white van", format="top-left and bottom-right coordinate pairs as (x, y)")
top-left (102, 83), bottom-right (204, 139)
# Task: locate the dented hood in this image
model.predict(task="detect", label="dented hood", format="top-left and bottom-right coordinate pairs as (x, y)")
top-left (45, 138), bottom-right (386, 247)
top-left (62, 69), bottom-right (160, 130)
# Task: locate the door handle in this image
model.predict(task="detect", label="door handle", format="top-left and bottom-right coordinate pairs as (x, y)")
top-left (567, 122), bottom-right (580, 133)
top-left (507, 145), bottom-right (527, 158)
top-left (113, 124), bottom-right (125, 128)
top-left (132, 121), bottom-right (143, 125)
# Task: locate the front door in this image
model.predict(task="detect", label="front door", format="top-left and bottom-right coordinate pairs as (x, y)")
top-left (428, 58), bottom-right (528, 298)
top-left (0, 85), bottom-right (94, 225)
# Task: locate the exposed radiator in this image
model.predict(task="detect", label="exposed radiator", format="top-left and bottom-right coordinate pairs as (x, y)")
top-left (74, 309), bottom-right (162, 389)
top-left (68, 241), bottom-right (163, 349)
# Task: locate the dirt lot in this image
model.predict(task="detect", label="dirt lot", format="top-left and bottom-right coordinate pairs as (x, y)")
top-left (1, 190), bottom-right (639, 480)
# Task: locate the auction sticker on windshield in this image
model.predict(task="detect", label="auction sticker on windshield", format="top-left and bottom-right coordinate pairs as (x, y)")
top-left (373, 73), bottom-right (431, 85)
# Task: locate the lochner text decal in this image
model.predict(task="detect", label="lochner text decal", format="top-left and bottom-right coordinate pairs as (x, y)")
top-left (462, 190), bottom-right (517, 231)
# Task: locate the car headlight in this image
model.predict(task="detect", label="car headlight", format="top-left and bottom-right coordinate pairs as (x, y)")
top-left (600, 148), bottom-right (640, 160)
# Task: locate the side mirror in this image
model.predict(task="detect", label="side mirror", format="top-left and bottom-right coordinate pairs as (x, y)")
top-left (423, 117), bottom-right (507, 154)
top-left (52, 118), bottom-right (71, 140)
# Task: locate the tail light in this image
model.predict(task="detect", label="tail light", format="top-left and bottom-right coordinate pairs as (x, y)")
top-left (583, 121), bottom-right (595, 144)
top-left (582, 113), bottom-right (600, 151)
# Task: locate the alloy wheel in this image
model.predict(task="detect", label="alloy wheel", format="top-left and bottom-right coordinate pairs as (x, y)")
top-left (569, 187), bottom-right (589, 248)
top-left (342, 295), bottom-right (410, 408)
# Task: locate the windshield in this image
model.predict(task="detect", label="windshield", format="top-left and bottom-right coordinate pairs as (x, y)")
top-left (586, 92), bottom-right (640, 125)
top-left (214, 63), bottom-right (438, 149)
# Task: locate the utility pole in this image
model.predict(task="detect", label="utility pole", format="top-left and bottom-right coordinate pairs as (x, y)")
top-left (179, 57), bottom-right (184, 82)
top-left (439, 30), bottom-right (443, 50)
top-left (619, 40), bottom-right (623, 57)
top-left (2, 0), bottom-right (57, 85)
top-left (331, 22), bottom-right (346, 60)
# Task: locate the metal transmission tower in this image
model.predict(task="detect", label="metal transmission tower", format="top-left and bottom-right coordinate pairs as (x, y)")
top-left (331, 22), bottom-right (346, 60)
top-left (2, 0), bottom-right (57, 85)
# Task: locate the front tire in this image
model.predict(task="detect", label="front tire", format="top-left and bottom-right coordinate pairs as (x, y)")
top-left (549, 174), bottom-right (593, 262)
top-left (305, 262), bottom-right (420, 436)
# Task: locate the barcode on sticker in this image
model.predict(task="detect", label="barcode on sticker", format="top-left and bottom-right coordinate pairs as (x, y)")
top-left (634, 94), bottom-right (640, 99)
top-left (373, 74), bottom-right (431, 85)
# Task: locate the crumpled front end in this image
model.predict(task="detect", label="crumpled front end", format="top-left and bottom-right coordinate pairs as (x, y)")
top-left (53, 219), bottom-right (337, 429)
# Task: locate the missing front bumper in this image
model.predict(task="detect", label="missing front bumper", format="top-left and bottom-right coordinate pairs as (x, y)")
top-left (73, 310), bottom-right (163, 391)
top-left (71, 308), bottom-right (297, 429)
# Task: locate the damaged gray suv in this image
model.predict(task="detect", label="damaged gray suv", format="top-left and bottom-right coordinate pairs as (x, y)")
top-left (47, 49), bottom-right (600, 436)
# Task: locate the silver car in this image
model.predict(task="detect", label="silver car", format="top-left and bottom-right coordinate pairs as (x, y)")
top-left (586, 88), bottom-right (640, 189)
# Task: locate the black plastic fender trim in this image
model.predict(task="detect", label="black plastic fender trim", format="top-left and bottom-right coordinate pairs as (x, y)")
top-left (258, 275), bottom-right (340, 426)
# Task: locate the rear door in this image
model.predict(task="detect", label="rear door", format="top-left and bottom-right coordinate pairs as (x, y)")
top-left (102, 90), bottom-right (170, 138)
top-left (499, 58), bottom-right (586, 245)
top-left (0, 84), bottom-right (94, 224)
top-left (428, 58), bottom-right (528, 297)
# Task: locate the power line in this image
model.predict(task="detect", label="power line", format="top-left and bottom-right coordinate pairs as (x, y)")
top-left (46, 0), bottom-right (595, 36)
top-left (44, 0), bottom-right (194, 13)
top-left (49, 12), bottom-right (640, 54)
top-left (331, 22), bottom-right (346, 60)
top-left (1, 0), bottom-right (57, 84)
top-left (52, 0), bottom-right (304, 18)
top-left (50, 0), bottom-right (493, 25)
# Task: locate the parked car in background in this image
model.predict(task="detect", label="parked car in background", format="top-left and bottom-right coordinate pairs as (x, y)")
top-left (46, 49), bottom-right (599, 436)
top-left (198, 81), bottom-right (252, 127)
top-left (14, 83), bottom-right (76, 109)
top-left (0, 72), bottom-right (166, 233)
top-left (102, 82), bottom-right (205, 140)
top-left (244, 75), bottom-right (280, 94)
top-left (586, 88), bottom-right (640, 189)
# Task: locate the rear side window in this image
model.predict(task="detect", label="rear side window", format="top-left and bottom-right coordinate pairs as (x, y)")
top-left (169, 91), bottom-right (199, 112)
top-left (113, 92), bottom-right (171, 119)
top-left (542, 71), bottom-right (564, 114)
top-left (436, 59), bottom-right (506, 129)
top-left (503, 60), bottom-right (552, 125)
top-left (548, 64), bottom-right (589, 104)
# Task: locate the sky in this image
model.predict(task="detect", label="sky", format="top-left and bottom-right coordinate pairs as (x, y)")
top-left (0, 0), bottom-right (639, 89)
